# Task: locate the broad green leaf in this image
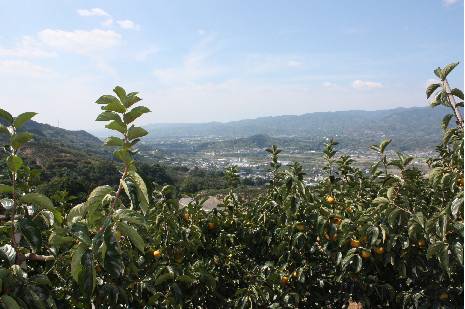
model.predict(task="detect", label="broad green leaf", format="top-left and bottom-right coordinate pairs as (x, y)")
top-left (6, 155), bottom-right (23, 172)
top-left (104, 136), bottom-right (124, 147)
top-left (379, 139), bottom-right (391, 153)
top-left (70, 222), bottom-right (92, 245)
top-left (103, 229), bottom-right (124, 278)
top-left (13, 112), bottom-right (37, 128)
top-left (113, 86), bottom-right (127, 104)
top-left (453, 242), bottom-right (463, 267)
top-left (126, 93), bottom-right (142, 107)
top-left (127, 126), bottom-right (148, 140)
top-left (1, 295), bottom-right (20, 309)
top-left (116, 221), bottom-right (145, 253)
top-left (0, 109), bottom-right (13, 124)
top-left (113, 149), bottom-right (133, 163)
top-left (96, 95), bottom-right (120, 105)
top-left (102, 100), bottom-right (126, 113)
top-left (79, 249), bottom-right (96, 298)
top-left (155, 271), bottom-right (175, 286)
top-left (114, 209), bottom-right (145, 226)
top-left (71, 243), bottom-right (87, 282)
top-left (372, 197), bottom-right (389, 206)
top-left (354, 255), bottom-right (362, 273)
top-left (426, 83), bottom-right (440, 99)
top-left (127, 170), bottom-right (149, 214)
top-left (451, 88), bottom-right (464, 100)
top-left (67, 203), bottom-right (87, 224)
top-left (18, 217), bottom-right (42, 251)
top-left (441, 62), bottom-right (459, 80)
top-left (87, 185), bottom-right (113, 207)
top-left (123, 106), bottom-right (151, 124)
top-left (49, 230), bottom-right (74, 249)
top-left (20, 193), bottom-right (54, 211)
top-left (105, 120), bottom-right (127, 134)
top-left (96, 111), bottom-right (122, 122)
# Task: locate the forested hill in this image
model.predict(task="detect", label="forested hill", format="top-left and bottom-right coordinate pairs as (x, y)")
top-left (144, 106), bottom-right (449, 140)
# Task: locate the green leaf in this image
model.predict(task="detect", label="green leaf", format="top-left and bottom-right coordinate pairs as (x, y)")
top-left (116, 221), bottom-right (145, 253)
top-left (18, 217), bottom-right (42, 251)
top-left (13, 112), bottom-right (37, 128)
top-left (70, 223), bottom-right (92, 245)
top-left (126, 93), bottom-right (142, 108)
top-left (104, 136), bottom-right (124, 147)
top-left (0, 109), bottom-right (13, 124)
top-left (6, 155), bottom-right (23, 172)
top-left (105, 120), bottom-right (127, 134)
top-left (127, 171), bottom-right (149, 214)
top-left (127, 126), bottom-right (148, 140)
top-left (11, 132), bottom-right (32, 150)
top-left (453, 242), bottom-right (463, 267)
top-left (1, 295), bottom-right (21, 309)
top-left (103, 229), bottom-right (124, 278)
top-left (102, 100), bottom-right (126, 113)
top-left (441, 62), bottom-right (459, 80)
top-left (0, 184), bottom-right (13, 193)
top-left (113, 86), bottom-right (127, 104)
top-left (96, 95), bottom-right (120, 105)
top-left (113, 209), bottom-right (145, 226)
top-left (372, 197), bottom-right (389, 206)
top-left (451, 88), bottom-right (464, 100)
top-left (20, 193), bottom-right (54, 211)
top-left (434, 67), bottom-right (442, 79)
top-left (354, 254), bottom-right (362, 273)
top-left (67, 203), bottom-right (87, 224)
top-left (426, 83), bottom-right (440, 99)
top-left (123, 106), bottom-right (151, 124)
top-left (71, 243), bottom-right (87, 282)
top-left (96, 111), bottom-right (122, 122)
top-left (79, 249), bottom-right (96, 298)
top-left (113, 149), bottom-right (133, 163)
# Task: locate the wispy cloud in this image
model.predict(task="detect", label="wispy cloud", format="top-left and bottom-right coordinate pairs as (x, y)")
top-left (352, 79), bottom-right (383, 90)
top-left (117, 19), bottom-right (140, 30)
top-left (0, 60), bottom-right (52, 78)
top-left (77, 8), bottom-right (110, 17)
top-left (38, 29), bottom-right (121, 55)
top-left (153, 34), bottom-right (220, 84)
top-left (443, 0), bottom-right (460, 6)
top-left (0, 36), bottom-right (56, 59)
top-left (135, 47), bottom-right (159, 61)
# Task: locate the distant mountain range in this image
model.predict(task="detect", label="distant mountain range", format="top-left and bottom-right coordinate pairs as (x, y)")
top-left (142, 106), bottom-right (451, 151)
top-left (144, 106), bottom-right (448, 138)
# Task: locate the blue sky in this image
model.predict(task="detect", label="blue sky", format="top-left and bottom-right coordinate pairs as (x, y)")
top-left (0, 0), bottom-right (463, 130)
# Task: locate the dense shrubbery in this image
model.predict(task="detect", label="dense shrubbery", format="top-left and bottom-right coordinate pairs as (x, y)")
top-left (0, 63), bottom-right (463, 308)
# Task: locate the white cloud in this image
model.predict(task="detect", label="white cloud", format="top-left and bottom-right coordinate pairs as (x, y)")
top-left (0, 60), bottom-right (51, 77)
top-left (443, 0), bottom-right (459, 6)
top-left (77, 8), bottom-right (110, 17)
top-left (197, 29), bottom-right (207, 36)
top-left (153, 35), bottom-right (220, 83)
top-left (117, 20), bottom-right (140, 30)
top-left (102, 19), bottom-right (113, 27)
top-left (37, 29), bottom-right (121, 54)
top-left (0, 36), bottom-right (56, 59)
top-left (352, 79), bottom-right (383, 90)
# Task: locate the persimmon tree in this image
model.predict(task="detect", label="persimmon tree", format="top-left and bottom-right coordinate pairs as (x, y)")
top-left (0, 63), bottom-right (462, 308)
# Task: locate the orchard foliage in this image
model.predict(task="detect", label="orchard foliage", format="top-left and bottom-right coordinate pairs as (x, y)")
top-left (0, 64), bottom-right (463, 308)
